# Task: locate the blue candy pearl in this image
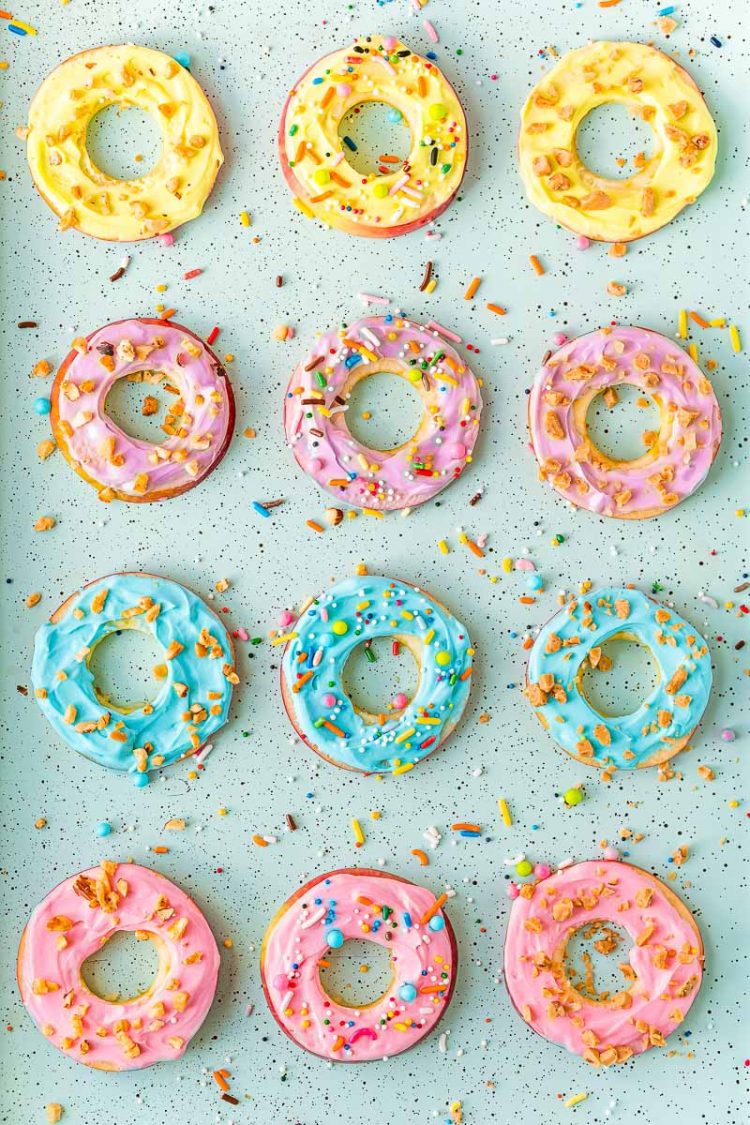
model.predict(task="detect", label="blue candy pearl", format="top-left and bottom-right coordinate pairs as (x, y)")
top-left (527, 574), bottom-right (544, 591)
top-left (326, 928), bottom-right (344, 949)
top-left (387, 108), bottom-right (402, 123)
top-left (132, 772), bottom-right (149, 788)
top-left (398, 982), bottom-right (417, 1002)
top-left (173, 51), bottom-right (191, 69)
top-left (34, 397), bottom-right (51, 415)
top-left (94, 821), bottom-right (112, 837)
top-left (428, 915), bottom-right (445, 932)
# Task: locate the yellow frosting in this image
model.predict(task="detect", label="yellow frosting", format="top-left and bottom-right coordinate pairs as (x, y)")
top-left (26, 45), bottom-right (223, 242)
top-left (519, 41), bottom-right (717, 242)
top-left (280, 35), bottom-right (467, 237)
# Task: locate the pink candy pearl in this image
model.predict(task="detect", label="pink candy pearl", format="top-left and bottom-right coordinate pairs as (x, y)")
top-left (534, 863), bottom-right (551, 880)
top-left (308, 457), bottom-right (324, 473)
top-left (553, 332), bottom-right (567, 347)
top-left (383, 36), bottom-right (397, 50)
top-left (392, 692), bottom-right (409, 709)
top-left (279, 609), bottom-right (295, 627)
top-left (721, 728), bottom-right (735, 741)
top-left (447, 441), bottom-right (466, 460)
top-left (158, 231), bottom-right (175, 247)
top-left (507, 882), bottom-right (520, 899)
top-left (337, 83), bottom-right (352, 98)
top-left (323, 693), bottom-right (337, 707)
top-left (575, 235), bottom-right (590, 250)
top-left (273, 974), bottom-right (289, 990)
top-left (603, 846), bottom-right (619, 861)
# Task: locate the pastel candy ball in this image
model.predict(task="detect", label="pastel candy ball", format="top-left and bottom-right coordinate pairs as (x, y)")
top-left (721, 729), bottom-right (735, 742)
top-left (314, 168), bottom-right (331, 185)
top-left (326, 928), bottom-right (345, 949)
top-left (279, 609), bottom-right (295, 628)
top-left (372, 182), bottom-right (389, 198)
top-left (603, 846), bottom-right (619, 861)
top-left (323, 693), bottom-right (337, 707)
top-left (428, 915), bottom-right (445, 932)
top-left (507, 882), bottom-right (520, 899)
top-left (132, 773), bottom-right (149, 788)
top-left (307, 457), bottom-right (324, 473)
top-left (273, 973), bottom-right (289, 990)
top-left (435, 651), bottom-right (451, 667)
top-left (398, 982), bottom-right (417, 1002)
top-left (387, 108), bottom-right (402, 123)
top-left (447, 441), bottom-right (466, 459)
top-left (34, 398), bottom-right (51, 415)
top-left (158, 231), bottom-right (175, 247)
top-left (94, 821), bottom-right (112, 837)
top-left (515, 859), bottom-right (533, 877)
top-left (429, 103), bottom-right (448, 121)
top-left (392, 692), bottom-right (409, 710)
top-left (564, 786), bottom-right (584, 807)
top-left (534, 864), bottom-right (551, 880)
top-left (337, 83), bottom-right (352, 98)
top-left (331, 621), bottom-right (348, 636)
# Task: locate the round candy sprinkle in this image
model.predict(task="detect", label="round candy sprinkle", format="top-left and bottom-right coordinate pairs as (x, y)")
top-left (435, 651), bottom-right (451, 667)
top-left (721, 729), bottom-right (736, 742)
top-left (94, 820), bottom-right (112, 837)
top-left (428, 915), bottom-right (445, 932)
top-left (398, 982), bottom-right (417, 1002)
top-left (515, 859), bottom-right (533, 877)
top-left (563, 786), bottom-right (584, 807)
top-left (34, 397), bottom-right (51, 415)
top-left (326, 928), bottom-right (344, 949)
top-left (331, 621), bottom-right (348, 636)
top-left (132, 772), bottom-right (149, 788)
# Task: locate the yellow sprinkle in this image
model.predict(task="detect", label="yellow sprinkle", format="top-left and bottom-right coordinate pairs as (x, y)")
top-left (363, 508), bottom-right (384, 519)
top-left (217, 807), bottom-right (228, 816)
top-left (677, 309), bottom-right (688, 339)
top-left (401, 609), bottom-right (414, 620)
top-left (240, 211), bottom-right (251, 227)
top-left (394, 728), bottom-right (416, 744)
top-left (393, 761), bottom-right (414, 775)
top-left (155, 303), bottom-right (165, 312)
top-left (9, 18), bottom-right (37, 34)
top-left (224, 353), bottom-right (235, 363)
top-left (424, 278), bottom-right (437, 294)
top-left (424, 629), bottom-right (435, 644)
top-left (498, 798), bottom-right (513, 827)
top-left (156, 283), bottom-right (168, 293)
top-left (351, 818), bottom-right (365, 846)
top-left (271, 631), bottom-right (298, 646)
top-left (438, 539), bottom-right (450, 555)
top-left (709, 317), bottom-right (726, 327)
top-left (434, 372), bottom-right (459, 386)
top-left (564, 1093), bottom-right (589, 1109)
top-left (728, 799), bottom-right (739, 809)
top-left (416, 716), bottom-right (441, 725)
top-left (502, 557), bottom-right (513, 573)
top-left (293, 197), bottom-right (314, 219)
top-left (737, 509), bottom-right (746, 518)
top-left (730, 324), bottom-right (742, 352)
top-left (688, 342), bottom-right (698, 363)
top-left (370, 810), bottom-right (382, 820)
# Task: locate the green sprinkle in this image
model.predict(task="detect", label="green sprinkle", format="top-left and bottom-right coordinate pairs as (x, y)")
top-left (441, 163), bottom-right (452, 174)
top-left (365, 646), bottom-right (377, 664)
top-left (314, 371), bottom-right (327, 388)
top-left (290, 124), bottom-right (299, 136)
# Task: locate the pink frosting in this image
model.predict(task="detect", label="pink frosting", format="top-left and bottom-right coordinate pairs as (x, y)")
top-left (53, 318), bottom-right (233, 500)
top-left (18, 861), bottom-right (220, 1070)
top-left (284, 316), bottom-right (482, 510)
top-left (504, 860), bottom-right (703, 1065)
top-left (261, 869), bottom-right (456, 1061)
top-left (529, 326), bottom-right (721, 518)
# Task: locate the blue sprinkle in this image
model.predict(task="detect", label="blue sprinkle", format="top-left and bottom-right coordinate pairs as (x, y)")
top-left (8, 25), bottom-right (27, 37)
top-left (658, 5), bottom-right (675, 13)
top-left (459, 829), bottom-right (481, 837)
top-left (251, 500), bottom-right (271, 518)
top-left (306, 792), bottom-right (314, 799)
top-left (312, 77), bottom-right (324, 85)
top-left (531, 824), bottom-right (540, 831)
top-left (173, 51), bottom-right (191, 69)
top-left (344, 353), bottom-right (363, 369)
top-left (426, 51), bottom-right (438, 61)
top-left (342, 135), bottom-right (357, 151)
top-left (386, 108), bottom-right (402, 123)
top-left (403, 911), bottom-right (412, 928)
top-left (710, 36), bottom-right (722, 47)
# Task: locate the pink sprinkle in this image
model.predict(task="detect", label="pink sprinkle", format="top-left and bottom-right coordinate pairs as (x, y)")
top-left (423, 19), bottom-right (439, 43)
top-left (245, 1003), bottom-right (254, 1016)
top-left (425, 229), bottom-right (443, 240)
top-left (236, 627), bottom-right (249, 642)
top-left (337, 83), bottom-right (352, 98)
top-left (426, 319), bottom-right (462, 343)
top-left (383, 36), bottom-right (397, 51)
top-left (553, 332), bottom-right (567, 346)
top-left (603, 846), bottom-right (619, 861)
top-left (490, 74), bottom-right (499, 81)
top-left (323, 693), bottom-right (337, 707)
top-left (507, 882), bottom-right (520, 899)
top-left (279, 609), bottom-right (295, 627)
top-left (158, 232), bottom-right (175, 247)
top-left (515, 558), bottom-right (536, 572)
top-left (392, 692), bottom-right (409, 710)
top-left (358, 292), bottom-right (390, 306)
top-left (575, 235), bottom-right (591, 250)
top-left (534, 863), bottom-right (551, 880)
top-left (319, 606), bottom-right (329, 623)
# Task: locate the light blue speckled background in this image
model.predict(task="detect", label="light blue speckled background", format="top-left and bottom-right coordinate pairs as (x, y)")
top-left (0, 1), bottom-right (748, 1123)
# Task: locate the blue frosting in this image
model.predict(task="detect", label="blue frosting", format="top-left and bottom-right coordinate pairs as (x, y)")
top-left (32, 574), bottom-right (236, 776)
top-left (282, 575), bottom-right (473, 773)
top-left (527, 586), bottom-right (712, 770)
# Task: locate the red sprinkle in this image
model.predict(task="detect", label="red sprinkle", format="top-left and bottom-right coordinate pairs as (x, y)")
top-left (206, 326), bottom-right (220, 345)
top-left (183, 268), bottom-right (203, 280)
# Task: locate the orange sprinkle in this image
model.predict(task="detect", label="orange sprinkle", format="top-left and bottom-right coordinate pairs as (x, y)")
top-left (466, 539), bottom-right (484, 558)
top-left (522, 636), bottom-right (534, 650)
top-left (408, 339), bottom-right (421, 353)
top-left (160, 309), bottom-right (177, 321)
top-left (420, 892), bottom-right (449, 926)
top-left (411, 848), bottom-right (429, 866)
top-left (464, 277), bottom-right (481, 300)
top-left (151, 846), bottom-right (169, 854)
top-left (306, 520), bottom-right (324, 533)
top-left (292, 670), bottom-right (314, 693)
top-left (443, 355), bottom-right (463, 373)
top-left (323, 719), bottom-right (346, 738)
top-left (451, 822), bottom-right (481, 833)
top-left (379, 154), bottom-right (402, 164)
top-left (213, 1071), bottom-right (229, 1093)
top-left (356, 895), bottom-right (374, 905)
top-left (320, 86), bottom-right (335, 108)
top-left (529, 255), bottom-right (545, 276)
top-left (460, 667), bottom-right (473, 681)
top-left (689, 310), bottom-right (711, 328)
top-left (309, 191), bottom-right (333, 203)
top-left (331, 1036), bottom-right (345, 1052)
top-left (418, 75), bottom-right (428, 97)
top-left (518, 595), bottom-right (536, 604)
top-left (419, 982), bottom-right (449, 994)
top-left (599, 0), bottom-right (622, 6)
top-left (486, 303), bottom-right (506, 316)
top-left (252, 834), bottom-right (268, 847)
top-left (318, 958), bottom-right (330, 968)
top-left (330, 171), bottom-right (351, 188)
